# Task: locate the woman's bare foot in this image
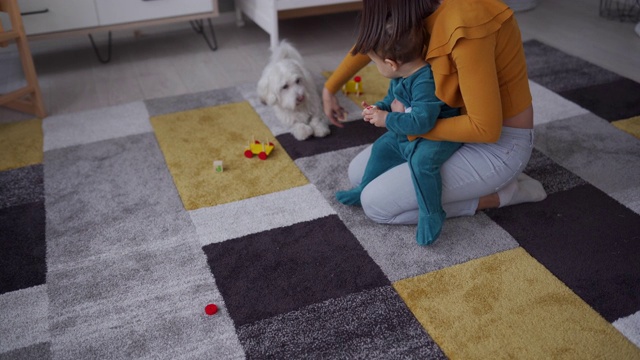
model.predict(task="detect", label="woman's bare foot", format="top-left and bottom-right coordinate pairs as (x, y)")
top-left (477, 192), bottom-right (500, 211)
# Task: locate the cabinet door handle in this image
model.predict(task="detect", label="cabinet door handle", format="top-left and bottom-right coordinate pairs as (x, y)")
top-left (21, 9), bottom-right (49, 16)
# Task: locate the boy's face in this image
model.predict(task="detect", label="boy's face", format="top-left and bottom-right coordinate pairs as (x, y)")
top-left (368, 52), bottom-right (399, 79)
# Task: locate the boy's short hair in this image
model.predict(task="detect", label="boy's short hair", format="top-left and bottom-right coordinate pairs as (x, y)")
top-left (373, 22), bottom-right (426, 63)
top-left (352, 0), bottom-right (436, 62)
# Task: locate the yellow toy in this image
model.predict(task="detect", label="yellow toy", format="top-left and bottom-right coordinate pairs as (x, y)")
top-left (341, 76), bottom-right (363, 96)
top-left (244, 138), bottom-right (274, 160)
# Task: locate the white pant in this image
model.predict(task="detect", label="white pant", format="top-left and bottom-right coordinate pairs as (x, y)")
top-left (348, 126), bottom-right (535, 224)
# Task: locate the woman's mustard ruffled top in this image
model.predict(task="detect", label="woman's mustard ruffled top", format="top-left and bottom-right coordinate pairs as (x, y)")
top-left (325, 0), bottom-right (532, 143)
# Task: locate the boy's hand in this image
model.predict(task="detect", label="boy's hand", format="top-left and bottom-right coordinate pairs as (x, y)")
top-left (364, 109), bottom-right (388, 128)
top-left (361, 101), bottom-right (377, 118)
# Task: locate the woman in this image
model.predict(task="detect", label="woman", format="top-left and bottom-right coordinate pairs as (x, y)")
top-left (323, 0), bottom-right (547, 225)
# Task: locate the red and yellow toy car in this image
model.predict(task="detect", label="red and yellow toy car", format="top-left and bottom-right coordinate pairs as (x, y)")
top-left (341, 75), bottom-right (363, 96)
top-left (244, 139), bottom-right (275, 160)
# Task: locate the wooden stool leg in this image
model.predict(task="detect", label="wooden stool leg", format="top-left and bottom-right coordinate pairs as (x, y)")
top-left (0, 0), bottom-right (46, 118)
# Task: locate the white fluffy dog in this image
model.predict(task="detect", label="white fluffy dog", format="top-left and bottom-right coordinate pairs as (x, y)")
top-left (257, 40), bottom-right (330, 141)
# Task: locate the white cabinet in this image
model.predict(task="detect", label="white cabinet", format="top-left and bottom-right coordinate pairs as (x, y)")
top-left (276, 0), bottom-right (361, 11)
top-left (95, 0), bottom-right (213, 26)
top-left (235, 0), bottom-right (360, 48)
top-left (18, 0), bottom-right (99, 35)
top-left (15, 0), bottom-right (217, 37)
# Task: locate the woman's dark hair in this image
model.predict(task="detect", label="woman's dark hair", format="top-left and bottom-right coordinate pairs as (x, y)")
top-left (352, 0), bottom-right (438, 60)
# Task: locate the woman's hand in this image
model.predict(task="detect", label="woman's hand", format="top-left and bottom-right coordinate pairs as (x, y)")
top-left (322, 87), bottom-right (346, 128)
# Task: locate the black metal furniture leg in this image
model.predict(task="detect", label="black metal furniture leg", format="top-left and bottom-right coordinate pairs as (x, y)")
top-left (190, 18), bottom-right (218, 51)
top-left (88, 31), bottom-right (112, 64)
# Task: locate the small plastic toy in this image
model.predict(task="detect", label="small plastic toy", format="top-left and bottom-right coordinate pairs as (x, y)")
top-left (244, 137), bottom-right (275, 160)
top-left (339, 111), bottom-right (349, 122)
top-left (205, 303), bottom-right (218, 315)
top-left (342, 75), bottom-right (363, 96)
top-left (213, 160), bottom-right (223, 173)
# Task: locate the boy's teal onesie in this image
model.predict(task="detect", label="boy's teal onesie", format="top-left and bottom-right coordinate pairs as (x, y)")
top-left (336, 65), bottom-right (460, 245)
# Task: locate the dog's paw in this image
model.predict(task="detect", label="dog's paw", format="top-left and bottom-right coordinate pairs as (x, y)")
top-left (312, 122), bottom-right (331, 138)
top-left (291, 123), bottom-right (314, 141)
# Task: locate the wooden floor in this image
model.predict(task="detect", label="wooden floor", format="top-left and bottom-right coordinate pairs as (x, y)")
top-left (1, 0), bottom-right (639, 122)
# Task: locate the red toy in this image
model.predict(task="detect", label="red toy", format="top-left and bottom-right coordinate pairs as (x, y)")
top-left (205, 303), bottom-right (218, 315)
top-left (244, 138), bottom-right (275, 160)
top-left (342, 75), bottom-right (363, 96)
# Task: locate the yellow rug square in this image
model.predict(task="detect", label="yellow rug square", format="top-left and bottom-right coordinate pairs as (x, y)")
top-left (393, 247), bottom-right (640, 359)
top-left (613, 116), bottom-right (640, 139)
top-left (0, 119), bottom-right (43, 171)
top-left (151, 102), bottom-right (309, 210)
top-left (323, 64), bottom-right (390, 110)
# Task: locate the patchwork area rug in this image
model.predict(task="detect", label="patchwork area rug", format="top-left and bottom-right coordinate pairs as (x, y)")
top-left (1, 40), bottom-right (640, 359)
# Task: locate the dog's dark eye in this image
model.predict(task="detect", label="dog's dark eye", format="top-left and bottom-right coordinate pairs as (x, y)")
top-left (295, 78), bottom-right (301, 84)
top-left (282, 84), bottom-right (289, 90)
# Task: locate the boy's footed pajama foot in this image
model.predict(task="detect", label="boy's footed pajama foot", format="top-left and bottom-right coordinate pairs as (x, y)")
top-left (415, 211), bottom-right (446, 246)
top-left (335, 187), bottom-right (363, 206)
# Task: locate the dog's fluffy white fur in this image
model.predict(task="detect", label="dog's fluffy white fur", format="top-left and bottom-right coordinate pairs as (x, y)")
top-left (257, 40), bottom-right (330, 141)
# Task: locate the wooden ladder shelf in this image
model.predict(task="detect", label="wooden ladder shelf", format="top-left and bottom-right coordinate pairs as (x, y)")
top-left (0, 0), bottom-right (46, 118)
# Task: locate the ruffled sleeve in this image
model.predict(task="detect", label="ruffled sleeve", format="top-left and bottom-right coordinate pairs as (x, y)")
top-left (409, 0), bottom-right (520, 143)
top-left (426, 0), bottom-right (513, 61)
top-left (324, 49), bottom-right (371, 94)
